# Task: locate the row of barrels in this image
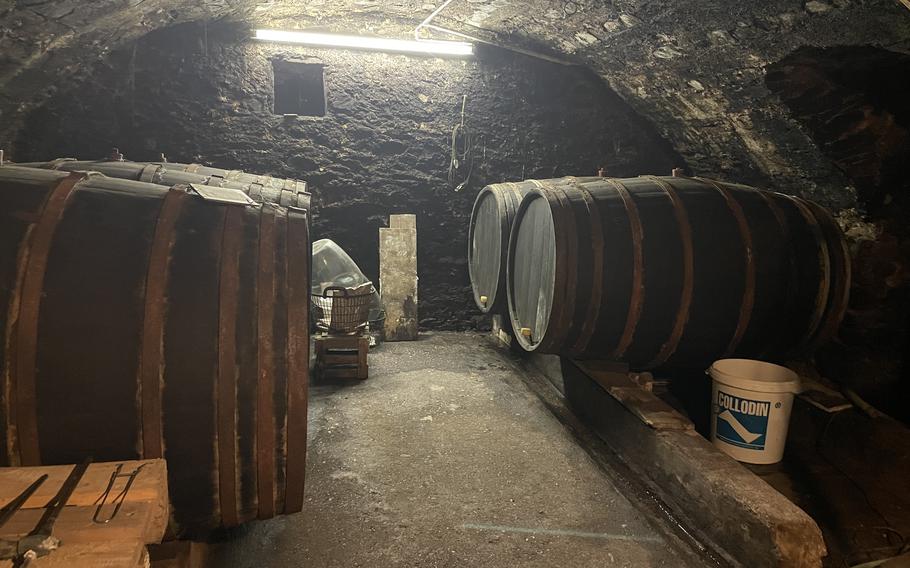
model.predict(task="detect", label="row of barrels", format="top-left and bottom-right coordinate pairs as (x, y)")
top-left (468, 175), bottom-right (850, 369)
top-left (15, 157), bottom-right (311, 211)
top-left (0, 164), bottom-right (310, 536)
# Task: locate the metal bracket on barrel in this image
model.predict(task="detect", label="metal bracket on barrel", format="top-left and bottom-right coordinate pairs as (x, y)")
top-left (188, 183), bottom-right (256, 206)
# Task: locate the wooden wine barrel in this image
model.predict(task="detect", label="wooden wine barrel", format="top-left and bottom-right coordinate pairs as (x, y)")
top-left (15, 158), bottom-right (311, 212)
top-left (468, 178), bottom-right (583, 314)
top-left (506, 175), bottom-right (850, 369)
top-left (0, 165), bottom-right (310, 536)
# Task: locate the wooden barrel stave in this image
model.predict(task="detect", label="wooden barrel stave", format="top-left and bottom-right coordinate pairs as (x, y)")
top-left (765, 193), bottom-right (828, 358)
top-left (722, 185), bottom-right (791, 358)
top-left (596, 179), bottom-right (644, 359)
top-left (506, 175), bottom-right (849, 370)
top-left (552, 183), bottom-right (596, 356)
top-left (272, 208), bottom-right (290, 517)
top-left (0, 165), bottom-right (309, 536)
top-left (0, 168), bottom-right (74, 467)
top-left (803, 200), bottom-right (851, 352)
top-left (235, 206), bottom-right (264, 524)
top-left (619, 177), bottom-right (686, 366)
top-left (163, 195), bottom-right (224, 533)
top-left (664, 177), bottom-right (747, 367)
top-left (36, 182), bottom-right (161, 466)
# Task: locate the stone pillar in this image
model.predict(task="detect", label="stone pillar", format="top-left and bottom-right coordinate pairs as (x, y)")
top-left (380, 214), bottom-right (418, 341)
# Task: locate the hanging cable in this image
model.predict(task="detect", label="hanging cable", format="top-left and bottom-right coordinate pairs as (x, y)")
top-left (448, 94), bottom-right (474, 192)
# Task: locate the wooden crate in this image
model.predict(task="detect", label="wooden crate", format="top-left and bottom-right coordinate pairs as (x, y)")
top-left (315, 334), bottom-right (369, 380)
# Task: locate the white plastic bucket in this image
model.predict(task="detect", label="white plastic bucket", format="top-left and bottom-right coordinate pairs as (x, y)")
top-left (708, 359), bottom-right (801, 464)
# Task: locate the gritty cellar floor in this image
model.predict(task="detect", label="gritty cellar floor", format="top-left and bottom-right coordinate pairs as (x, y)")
top-left (213, 332), bottom-right (712, 568)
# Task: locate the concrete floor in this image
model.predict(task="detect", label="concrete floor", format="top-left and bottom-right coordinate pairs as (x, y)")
top-left (215, 332), bottom-right (707, 567)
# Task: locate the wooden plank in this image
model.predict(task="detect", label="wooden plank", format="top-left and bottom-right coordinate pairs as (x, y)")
top-left (0, 460), bottom-right (168, 543)
top-left (319, 367), bottom-right (367, 380)
top-left (797, 375), bottom-right (852, 413)
top-left (357, 336), bottom-right (368, 379)
top-left (571, 361), bottom-right (693, 431)
top-left (319, 353), bottom-right (359, 366)
top-left (0, 502), bottom-right (159, 545)
top-left (148, 540), bottom-right (211, 568)
top-left (379, 226), bottom-right (418, 341)
top-left (389, 214), bottom-right (416, 230)
top-left (0, 541), bottom-right (147, 568)
top-left (0, 460), bottom-right (167, 509)
top-left (314, 335), bottom-right (362, 349)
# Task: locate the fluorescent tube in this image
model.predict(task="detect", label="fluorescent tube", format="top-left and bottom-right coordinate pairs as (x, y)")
top-left (254, 29), bottom-right (474, 57)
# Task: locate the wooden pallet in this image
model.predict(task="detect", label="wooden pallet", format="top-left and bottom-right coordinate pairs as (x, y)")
top-left (315, 333), bottom-right (369, 380)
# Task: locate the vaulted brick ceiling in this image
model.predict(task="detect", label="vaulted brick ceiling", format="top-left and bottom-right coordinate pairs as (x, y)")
top-left (2, 0), bottom-right (909, 205)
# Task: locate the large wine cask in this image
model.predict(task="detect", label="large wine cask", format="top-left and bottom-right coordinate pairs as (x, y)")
top-left (15, 158), bottom-right (310, 212)
top-left (0, 165), bottom-right (310, 536)
top-left (468, 178), bottom-right (582, 315)
top-left (506, 175), bottom-right (850, 369)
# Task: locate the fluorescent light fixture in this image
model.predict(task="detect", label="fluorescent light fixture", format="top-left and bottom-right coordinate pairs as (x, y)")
top-left (254, 29), bottom-right (474, 57)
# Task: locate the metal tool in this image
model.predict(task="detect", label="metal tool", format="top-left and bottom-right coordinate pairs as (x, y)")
top-left (93, 463), bottom-right (146, 524)
top-left (0, 458), bottom-right (91, 566)
top-left (0, 475), bottom-right (47, 531)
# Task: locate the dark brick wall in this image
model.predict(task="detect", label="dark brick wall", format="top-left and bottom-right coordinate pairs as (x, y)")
top-left (15, 20), bottom-right (681, 329)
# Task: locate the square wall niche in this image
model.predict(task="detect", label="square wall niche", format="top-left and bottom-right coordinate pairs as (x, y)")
top-left (272, 59), bottom-right (326, 117)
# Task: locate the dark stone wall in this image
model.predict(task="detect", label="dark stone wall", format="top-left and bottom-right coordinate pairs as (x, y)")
top-left (767, 46), bottom-right (910, 422)
top-left (15, 20), bottom-right (682, 330)
top-left (512, 0), bottom-right (910, 208)
top-left (0, 0), bottom-right (259, 148)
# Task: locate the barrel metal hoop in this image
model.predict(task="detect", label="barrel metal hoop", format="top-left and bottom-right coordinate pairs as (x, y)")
top-left (206, 175), bottom-right (227, 188)
top-left (496, 186), bottom-right (520, 309)
top-left (284, 209), bottom-right (310, 514)
top-left (603, 178), bottom-right (644, 359)
top-left (644, 176), bottom-right (694, 369)
top-left (217, 206), bottom-right (243, 527)
top-left (506, 182), bottom-right (524, 203)
top-left (256, 206), bottom-right (278, 519)
top-left (753, 191), bottom-right (796, 358)
top-left (567, 183), bottom-right (604, 356)
top-left (249, 183), bottom-right (264, 202)
top-left (139, 164), bottom-right (164, 184)
top-left (15, 171), bottom-right (88, 465)
top-left (467, 187), bottom-right (490, 310)
top-left (694, 177), bottom-right (756, 357)
top-left (139, 188), bottom-right (188, 460)
top-left (783, 195), bottom-right (832, 354)
top-left (545, 183), bottom-right (577, 353)
top-left (49, 158), bottom-right (76, 170)
top-left (803, 201), bottom-right (851, 351)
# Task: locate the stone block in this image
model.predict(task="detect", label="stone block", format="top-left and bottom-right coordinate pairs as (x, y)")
top-left (380, 216), bottom-right (417, 341)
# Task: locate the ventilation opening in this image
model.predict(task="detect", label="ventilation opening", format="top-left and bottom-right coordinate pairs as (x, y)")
top-left (272, 60), bottom-right (326, 116)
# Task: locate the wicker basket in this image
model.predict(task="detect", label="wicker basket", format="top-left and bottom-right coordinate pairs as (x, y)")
top-left (312, 282), bottom-right (374, 333)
